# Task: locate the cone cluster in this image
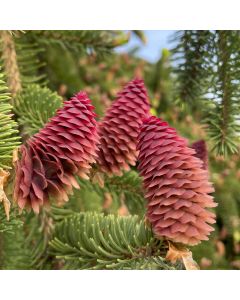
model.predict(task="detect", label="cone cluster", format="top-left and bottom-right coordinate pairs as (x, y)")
top-left (13, 78), bottom-right (217, 246)
top-left (137, 116), bottom-right (217, 246)
top-left (96, 78), bottom-right (150, 176)
top-left (14, 92), bottom-right (99, 213)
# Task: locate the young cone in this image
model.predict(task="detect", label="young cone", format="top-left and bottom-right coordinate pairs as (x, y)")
top-left (14, 92), bottom-right (99, 213)
top-left (96, 78), bottom-right (150, 176)
top-left (191, 139), bottom-right (208, 170)
top-left (137, 116), bottom-right (217, 246)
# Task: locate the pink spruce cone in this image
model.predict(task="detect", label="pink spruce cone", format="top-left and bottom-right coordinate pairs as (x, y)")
top-left (191, 139), bottom-right (208, 170)
top-left (14, 92), bottom-right (99, 213)
top-left (97, 78), bottom-right (150, 176)
top-left (137, 116), bottom-right (217, 246)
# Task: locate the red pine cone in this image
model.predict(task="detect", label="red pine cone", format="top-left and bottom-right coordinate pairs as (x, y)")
top-left (137, 116), bottom-right (217, 246)
top-left (97, 78), bottom-right (150, 176)
top-left (191, 139), bottom-right (208, 170)
top-left (14, 92), bottom-right (99, 213)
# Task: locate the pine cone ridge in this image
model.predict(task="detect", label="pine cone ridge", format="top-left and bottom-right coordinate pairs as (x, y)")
top-left (97, 78), bottom-right (150, 176)
top-left (137, 116), bottom-right (217, 246)
top-left (14, 91), bottom-right (99, 213)
top-left (191, 139), bottom-right (208, 170)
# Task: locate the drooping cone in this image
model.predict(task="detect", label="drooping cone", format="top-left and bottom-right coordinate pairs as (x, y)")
top-left (191, 139), bottom-right (208, 170)
top-left (96, 78), bottom-right (150, 176)
top-left (137, 116), bottom-right (217, 246)
top-left (14, 92), bottom-right (99, 213)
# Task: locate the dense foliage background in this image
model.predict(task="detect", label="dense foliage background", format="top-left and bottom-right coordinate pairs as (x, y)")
top-left (0, 30), bottom-right (239, 270)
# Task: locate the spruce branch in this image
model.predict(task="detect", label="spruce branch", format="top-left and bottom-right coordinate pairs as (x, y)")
top-left (0, 235), bottom-right (30, 270)
top-left (0, 222), bottom-right (32, 270)
top-left (14, 84), bottom-right (63, 136)
top-left (0, 205), bottom-right (22, 234)
top-left (27, 31), bottom-right (129, 56)
top-left (49, 212), bottom-right (177, 270)
top-left (15, 36), bottom-right (47, 86)
top-left (204, 30), bottom-right (240, 155)
top-left (0, 69), bottom-right (20, 169)
top-left (0, 31), bottom-right (22, 98)
top-left (0, 31), bottom-right (47, 94)
top-left (1, 206), bottom-right (75, 270)
top-left (173, 30), bottom-right (240, 155)
top-left (172, 30), bottom-right (211, 110)
top-left (0, 206), bottom-right (30, 270)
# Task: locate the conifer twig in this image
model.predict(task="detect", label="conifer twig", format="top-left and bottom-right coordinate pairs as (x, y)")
top-left (0, 31), bottom-right (22, 98)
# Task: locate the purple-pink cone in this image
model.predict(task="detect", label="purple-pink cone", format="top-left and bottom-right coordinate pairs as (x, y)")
top-left (191, 139), bottom-right (208, 170)
top-left (14, 92), bottom-right (99, 213)
top-left (137, 116), bottom-right (217, 246)
top-left (96, 78), bottom-right (150, 176)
